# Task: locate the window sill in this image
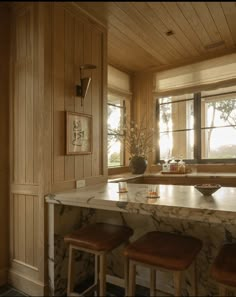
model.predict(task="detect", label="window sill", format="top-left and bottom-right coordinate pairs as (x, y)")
top-left (149, 163), bottom-right (236, 174)
top-left (108, 166), bottom-right (130, 176)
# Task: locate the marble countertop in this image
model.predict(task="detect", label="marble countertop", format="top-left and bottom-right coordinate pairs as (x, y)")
top-left (45, 183), bottom-right (236, 224)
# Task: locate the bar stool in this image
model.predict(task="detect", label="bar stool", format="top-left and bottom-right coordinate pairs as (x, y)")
top-left (64, 222), bottom-right (133, 296)
top-left (124, 231), bottom-right (202, 297)
top-left (211, 243), bottom-right (236, 296)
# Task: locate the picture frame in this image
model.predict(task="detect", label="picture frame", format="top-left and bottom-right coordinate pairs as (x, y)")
top-left (66, 111), bottom-right (92, 155)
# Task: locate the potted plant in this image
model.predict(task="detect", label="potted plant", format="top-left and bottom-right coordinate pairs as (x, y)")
top-left (108, 115), bottom-right (154, 174)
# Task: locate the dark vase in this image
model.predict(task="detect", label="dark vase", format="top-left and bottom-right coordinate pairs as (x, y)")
top-left (129, 156), bottom-right (147, 174)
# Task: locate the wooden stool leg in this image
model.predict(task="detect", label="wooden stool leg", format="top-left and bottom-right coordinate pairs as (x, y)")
top-left (94, 254), bottom-right (99, 296)
top-left (124, 256), bottom-right (129, 297)
top-left (219, 284), bottom-right (227, 296)
top-left (191, 261), bottom-right (197, 297)
top-left (173, 271), bottom-right (182, 297)
top-left (128, 261), bottom-right (136, 296)
top-left (150, 269), bottom-right (156, 296)
top-left (67, 245), bottom-right (75, 296)
top-left (99, 254), bottom-right (106, 296)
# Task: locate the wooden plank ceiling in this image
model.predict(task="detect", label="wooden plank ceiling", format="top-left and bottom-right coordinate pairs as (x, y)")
top-left (75, 2), bottom-right (236, 73)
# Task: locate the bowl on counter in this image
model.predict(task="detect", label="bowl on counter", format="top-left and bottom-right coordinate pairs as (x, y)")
top-left (194, 184), bottom-right (221, 196)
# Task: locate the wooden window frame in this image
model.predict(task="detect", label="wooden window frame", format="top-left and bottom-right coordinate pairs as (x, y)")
top-left (156, 90), bottom-right (236, 164)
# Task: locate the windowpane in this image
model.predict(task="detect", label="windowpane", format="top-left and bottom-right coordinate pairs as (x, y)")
top-left (107, 96), bottom-right (125, 167)
top-left (201, 127), bottom-right (236, 159)
top-left (160, 130), bottom-right (194, 160)
top-left (108, 137), bottom-right (124, 167)
top-left (158, 87), bottom-right (236, 162)
top-left (159, 99), bottom-right (194, 132)
top-left (201, 97), bottom-right (236, 128)
top-left (107, 104), bottom-right (123, 130)
top-left (159, 94), bottom-right (194, 160)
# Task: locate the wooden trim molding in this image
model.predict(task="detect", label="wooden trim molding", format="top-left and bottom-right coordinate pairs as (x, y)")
top-left (9, 269), bottom-right (46, 296)
top-left (10, 184), bottom-right (40, 195)
top-left (108, 166), bottom-right (130, 176)
top-left (56, 2), bottom-right (106, 32)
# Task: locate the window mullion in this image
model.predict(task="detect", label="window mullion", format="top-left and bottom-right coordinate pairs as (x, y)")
top-left (194, 93), bottom-right (201, 162)
top-left (156, 100), bottom-right (160, 163)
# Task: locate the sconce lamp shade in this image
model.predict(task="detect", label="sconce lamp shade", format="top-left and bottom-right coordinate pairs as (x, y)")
top-left (76, 77), bottom-right (91, 98)
top-left (76, 64), bottom-right (96, 106)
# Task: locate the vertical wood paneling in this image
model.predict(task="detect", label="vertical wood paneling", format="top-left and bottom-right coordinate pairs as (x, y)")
top-left (13, 195), bottom-right (19, 261)
top-left (102, 32), bottom-right (108, 176)
top-left (25, 196), bottom-right (34, 266)
top-left (18, 195), bottom-right (26, 262)
top-left (0, 6), bottom-right (10, 283)
top-left (53, 5), bottom-right (65, 182)
top-left (92, 29), bottom-right (102, 176)
top-left (33, 196), bottom-right (38, 268)
top-left (10, 4), bottom-right (42, 289)
top-left (51, 4), bottom-right (106, 184)
top-left (17, 13), bottom-right (27, 184)
top-left (43, 2), bottom-right (53, 193)
top-left (74, 19), bottom-right (84, 179)
top-left (14, 7), bottom-right (35, 185)
top-left (33, 4), bottom-right (40, 186)
top-left (10, 2), bottom-right (107, 294)
top-left (83, 23), bottom-right (92, 177)
top-left (13, 194), bottom-right (38, 267)
top-left (64, 11), bottom-right (75, 181)
top-left (13, 61), bottom-right (19, 183)
top-left (25, 9), bottom-right (34, 184)
top-left (133, 72), bottom-right (155, 169)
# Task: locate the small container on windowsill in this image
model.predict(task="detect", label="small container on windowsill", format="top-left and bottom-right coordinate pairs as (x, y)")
top-left (169, 159), bottom-right (178, 173)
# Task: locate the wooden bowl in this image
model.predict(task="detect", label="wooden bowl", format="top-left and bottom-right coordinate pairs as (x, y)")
top-left (194, 184), bottom-right (221, 196)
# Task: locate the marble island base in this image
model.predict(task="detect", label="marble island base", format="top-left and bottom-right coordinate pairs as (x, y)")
top-left (46, 184), bottom-right (236, 296)
top-left (51, 205), bottom-right (236, 296)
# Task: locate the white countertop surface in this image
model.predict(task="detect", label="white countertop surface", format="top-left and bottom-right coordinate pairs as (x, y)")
top-left (45, 183), bottom-right (236, 223)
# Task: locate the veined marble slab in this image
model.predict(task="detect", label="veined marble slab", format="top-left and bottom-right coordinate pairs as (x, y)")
top-left (45, 183), bottom-right (236, 296)
top-left (46, 183), bottom-right (236, 224)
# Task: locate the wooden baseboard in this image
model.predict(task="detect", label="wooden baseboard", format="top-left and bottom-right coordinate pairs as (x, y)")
top-left (8, 269), bottom-right (46, 296)
top-left (0, 268), bottom-right (8, 286)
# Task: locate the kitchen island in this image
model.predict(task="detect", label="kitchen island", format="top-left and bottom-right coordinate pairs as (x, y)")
top-left (46, 183), bottom-right (236, 296)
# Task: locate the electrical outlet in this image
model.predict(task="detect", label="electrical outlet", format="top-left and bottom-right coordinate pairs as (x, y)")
top-left (76, 179), bottom-right (86, 188)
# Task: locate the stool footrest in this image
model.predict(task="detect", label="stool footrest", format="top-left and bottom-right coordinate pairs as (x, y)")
top-left (68, 283), bottom-right (97, 297)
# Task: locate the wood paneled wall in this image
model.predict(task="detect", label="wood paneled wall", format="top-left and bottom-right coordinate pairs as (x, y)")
top-left (10, 2), bottom-right (107, 295)
top-left (0, 5), bottom-right (10, 286)
top-left (51, 3), bottom-right (107, 192)
top-left (9, 3), bottom-right (45, 295)
top-left (132, 72), bottom-right (156, 170)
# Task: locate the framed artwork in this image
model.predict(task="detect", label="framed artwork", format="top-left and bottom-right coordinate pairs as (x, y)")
top-left (66, 111), bottom-right (92, 155)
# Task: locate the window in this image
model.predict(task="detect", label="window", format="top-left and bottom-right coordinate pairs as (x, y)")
top-left (157, 86), bottom-right (236, 162)
top-left (107, 95), bottom-right (125, 167)
top-left (159, 94), bottom-right (194, 160)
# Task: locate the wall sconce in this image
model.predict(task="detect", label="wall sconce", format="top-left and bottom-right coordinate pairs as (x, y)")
top-left (76, 64), bottom-right (97, 106)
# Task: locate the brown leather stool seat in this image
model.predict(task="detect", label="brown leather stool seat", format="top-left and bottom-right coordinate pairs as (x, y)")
top-left (211, 243), bottom-right (236, 295)
top-left (64, 223), bottom-right (133, 296)
top-left (64, 222), bottom-right (133, 251)
top-left (124, 231), bottom-right (202, 297)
